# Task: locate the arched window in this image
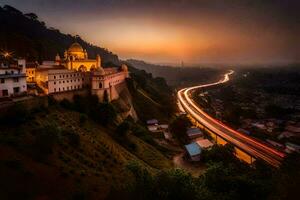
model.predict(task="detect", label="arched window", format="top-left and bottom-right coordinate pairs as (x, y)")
top-left (99, 82), bottom-right (103, 89)
top-left (78, 65), bottom-right (87, 72)
top-left (90, 65), bottom-right (96, 71)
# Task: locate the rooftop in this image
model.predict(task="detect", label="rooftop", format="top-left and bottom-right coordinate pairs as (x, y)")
top-left (196, 139), bottom-right (214, 149)
top-left (185, 142), bottom-right (201, 156)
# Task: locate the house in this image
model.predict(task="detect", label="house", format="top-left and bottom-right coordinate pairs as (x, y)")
top-left (285, 125), bottom-right (300, 134)
top-left (159, 124), bottom-right (169, 129)
top-left (196, 139), bottom-right (214, 149)
top-left (278, 131), bottom-right (295, 140)
top-left (147, 119), bottom-right (158, 125)
top-left (285, 142), bottom-right (300, 153)
top-left (164, 131), bottom-right (172, 140)
top-left (147, 125), bottom-right (158, 132)
top-left (185, 142), bottom-right (202, 161)
top-left (186, 127), bottom-right (203, 139)
top-left (0, 59), bottom-right (27, 98)
top-left (26, 61), bottom-right (38, 83)
top-left (266, 139), bottom-right (284, 149)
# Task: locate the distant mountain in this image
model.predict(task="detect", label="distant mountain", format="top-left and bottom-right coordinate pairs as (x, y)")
top-left (0, 5), bottom-right (119, 65)
top-left (126, 59), bottom-right (223, 87)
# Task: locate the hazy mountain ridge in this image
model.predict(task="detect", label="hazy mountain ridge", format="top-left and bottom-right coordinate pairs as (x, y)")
top-left (126, 59), bottom-right (224, 87)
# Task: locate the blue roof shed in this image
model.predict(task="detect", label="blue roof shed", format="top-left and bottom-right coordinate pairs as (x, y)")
top-left (185, 142), bottom-right (202, 157)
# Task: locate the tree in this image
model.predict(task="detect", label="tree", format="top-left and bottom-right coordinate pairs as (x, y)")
top-left (116, 120), bottom-right (131, 136)
top-left (169, 115), bottom-right (191, 144)
top-left (24, 13), bottom-right (38, 20)
top-left (103, 90), bottom-right (109, 103)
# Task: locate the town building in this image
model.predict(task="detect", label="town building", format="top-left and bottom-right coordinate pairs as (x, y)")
top-left (147, 119), bottom-right (159, 125)
top-left (0, 58), bottom-right (27, 98)
top-left (185, 142), bottom-right (202, 161)
top-left (186, 127), bottom-right (203, 139)
top-left (26, 62), bottom-right (38, 83)
top-left (195, 139), bottom-right (214, 149)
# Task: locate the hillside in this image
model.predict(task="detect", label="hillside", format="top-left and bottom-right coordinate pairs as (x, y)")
top-left (0, 5), bottom-right (119, 64)
top-left (0, 99), bottom-right (172, 200)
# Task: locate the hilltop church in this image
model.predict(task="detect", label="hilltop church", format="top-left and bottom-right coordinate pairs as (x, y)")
top-left (34, 42), bottom-right (129, 102)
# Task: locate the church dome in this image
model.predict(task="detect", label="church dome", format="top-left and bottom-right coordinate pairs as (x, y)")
top-left (68, 42), bottom-right (84, 52)
top-left (98, 67), bottom-right (105, 75)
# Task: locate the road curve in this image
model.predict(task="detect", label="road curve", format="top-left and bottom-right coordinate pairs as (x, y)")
top-left (177, 70), bottom-right (285, 167)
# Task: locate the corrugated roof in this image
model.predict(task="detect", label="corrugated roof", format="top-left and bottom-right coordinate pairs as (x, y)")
top-left (185, 142), bottom-right (201, 156)
top-left (147, 119), bottom-right (158, 125)
top-left (186, 128), bottom-right (203, 136)
top-left (196, 139), bottom-right (214, 149)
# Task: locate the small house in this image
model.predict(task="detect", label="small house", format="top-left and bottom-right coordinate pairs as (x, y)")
top-left (147, 125), bottom-right (158, 132)
top-left (196, 139), bottom-right (214, 149)
top-left (186, 128), bottom-right (203, 139)
top-left (147, 119), bottom-right (158, 125)
top-left (185, 142), bottom-right (202, 161)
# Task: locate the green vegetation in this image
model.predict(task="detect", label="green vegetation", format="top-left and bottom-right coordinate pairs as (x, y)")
top-left (169, 115), bottom-right (191, 144)
top-left (0, 98), bottom-right (172, 199)
top-left (127, 67), bottom-right (175, 122)
top-left (60, 94), bottom-right (117, 126)
top-left (110, 144), bottom-right (300, 200)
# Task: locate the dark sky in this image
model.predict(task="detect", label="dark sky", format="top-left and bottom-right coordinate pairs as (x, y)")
top-left (1, 0), bottom-right (299, 64)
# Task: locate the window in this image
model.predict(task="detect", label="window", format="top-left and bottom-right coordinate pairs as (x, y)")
top-left (54, 81), bottom-right (56, 85)
top-left (13, 77), bottom-right (19, 82)
top-left (67, 87), bottom-right (69, 90)
top-left (63, 81), bottom-right (65, 83)
top-left (63, 87), bottom-right (65, 91)
top-left (59, 81), bottom-right (61, 84)
top-left (59, 88), bottom-right (61, 91)
top-left (99, 83), bottom-right (103, 88)
top-left (60, 75), bottom-right (61, 78)
top-left (54, 88), bottom-right (56, 92)
top-left (67, 80), bottom-right (69, 83)
top-left (2, 89), bottom-right (8, 96)
top-left (71, 86), bottom-right (72, 89)
top-left (54, 76), bottom-right (56, 79)
top-left (67, 75), bottom-right (68, 78)
top-left (13, 87), bottom-right (20, 94)
top-left (0, 79), bottom-right (4, 84)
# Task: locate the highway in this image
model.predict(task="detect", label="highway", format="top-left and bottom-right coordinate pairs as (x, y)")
top-left (177, 70), bottom-right (286, 167)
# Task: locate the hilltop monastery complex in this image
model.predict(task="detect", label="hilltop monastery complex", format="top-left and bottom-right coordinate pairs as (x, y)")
top-left (0, 43), bottom-right (129, 102)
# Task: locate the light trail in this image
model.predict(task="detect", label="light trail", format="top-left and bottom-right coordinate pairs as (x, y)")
top-left (177, 70), bottom-right (285, 167)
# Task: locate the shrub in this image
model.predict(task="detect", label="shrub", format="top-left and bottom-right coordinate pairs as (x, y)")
top-left (33, 125), bottom-right (60, 160)
top-left (0, 103), bottom-right (30, 125)
top-left (79, 114), bottom-right (88, 125)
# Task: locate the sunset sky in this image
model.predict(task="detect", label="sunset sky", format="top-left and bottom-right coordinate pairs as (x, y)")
top-left (1, 0), bottom-right (299, 64)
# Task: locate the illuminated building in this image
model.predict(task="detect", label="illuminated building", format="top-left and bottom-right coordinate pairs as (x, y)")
top-left (0, 59), bottom-right (27, 98)
top-left (58, 42), bottom-right (101, 72)
top-left (35, 42), bottom-right (129, 102)
top-left (26, 62), bottom-right (38, 83)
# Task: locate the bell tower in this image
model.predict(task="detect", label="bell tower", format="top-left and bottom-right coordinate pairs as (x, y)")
top-left (96, 54), bottom-right (102, 68)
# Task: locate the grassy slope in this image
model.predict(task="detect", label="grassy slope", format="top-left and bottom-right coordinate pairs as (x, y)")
top-left (0, 106), bottom-right (172, 200)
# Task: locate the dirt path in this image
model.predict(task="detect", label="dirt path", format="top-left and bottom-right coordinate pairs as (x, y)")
top-left (172, 152), bottom-right (206, 177)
